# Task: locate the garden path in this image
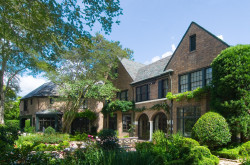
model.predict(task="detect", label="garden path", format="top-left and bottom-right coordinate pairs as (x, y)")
top-left (219, 158), bottom-right (241, 165)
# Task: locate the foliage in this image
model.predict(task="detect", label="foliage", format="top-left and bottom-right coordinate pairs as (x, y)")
top-left (152, 130), bottom-right (167, 145)
top-left (47, 34), bottom-right (132, 133)
top-left (102, 100), bottom-right (146, 114)
top-left (150, 102), bottom-right (170, 113)
top-left (97, 129), bottom-right (120, 150)
top-left (5, 120), bottom-right (20, 130)
top-left (165, 160), bottom-right (186, 165)
top-left (76, 109), bottom-right (97, 121)
top-left (239, 141), bottom-right (250, 157)
top-left (72, 132), bottom-right (88, 141)
top-left (0, 124), bottom-right (20, 153)
top-left (15, 133), bottom-right (69, 146)
top-left (213, 147), bottom-right (240, 159)
top-left (185, 146), bottom-right (219, 165)
top-left (166, 86), bottom-right (210, 101)
top-left (24, 126), bottom-right (35, 133)
top-left (135, 142), bottom-right (154, 153)
top-left (192, 112), bottom-right (231, 149)
top-left (211, 44), bottom-right (250, 141)
top-left (4, 89), bottom-right (20, 120)
top-left (44, 126), bottom-right (56, 135)
top-left (0, 0), bottom-right (123, 124)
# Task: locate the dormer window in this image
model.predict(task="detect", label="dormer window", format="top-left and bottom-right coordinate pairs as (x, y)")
top-left (190, 34), bottom-right (196, 51)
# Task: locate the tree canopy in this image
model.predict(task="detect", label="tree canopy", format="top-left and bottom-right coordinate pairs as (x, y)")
top-left (46, 34), bottom-right (133, 133)
top-left (211, 44), bottom-right (250, 142)
top-left (0, 0), bottom-right (123, 124)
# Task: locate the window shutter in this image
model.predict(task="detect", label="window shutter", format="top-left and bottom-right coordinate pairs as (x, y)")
top-left (158, 80), bottom-right (162, 98)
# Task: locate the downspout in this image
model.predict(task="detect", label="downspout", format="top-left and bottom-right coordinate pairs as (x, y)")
top-left (169, 73), bottom-right (173, 135)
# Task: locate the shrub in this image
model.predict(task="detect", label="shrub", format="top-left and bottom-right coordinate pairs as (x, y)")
top-left (135, 142), bottom-right (154, 153)
top-left (74, 132), bottom-right (88, 141)
top-left (0, 124), bottom-right (19, 152)
top-left (24, 126), bottom-right (35, 133)
top-left (165, 160), bottom-right (186, 165)
top-left (213, 148), bottom-right (240, 159)
top-left (97, 129), bottom-right (119, 150)
top-left (5, 120), bottom-right (20, 130)
top-left (192, 112), bottom-right (231, 149)
top-left (182, 138), bottom-right (200, 148)
top-left (153, 130), bottom-right (167, 145)
top-left (44, 126), bottom-right (56, 135)
top-left (185, 146), bottom-right (219, 165)
top-left (239, 141), bottom-right (250, 157)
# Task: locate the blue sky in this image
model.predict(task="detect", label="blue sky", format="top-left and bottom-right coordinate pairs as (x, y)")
top-left (19, 0), bottom-right (250, 96)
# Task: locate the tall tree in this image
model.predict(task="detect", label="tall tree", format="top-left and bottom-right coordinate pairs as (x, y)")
top-left (0, 0), bottom-right (122, 124)
top-left (211, 44), bottom-right (250, 142)
top-left (47, 34), bottom-right (133, 133)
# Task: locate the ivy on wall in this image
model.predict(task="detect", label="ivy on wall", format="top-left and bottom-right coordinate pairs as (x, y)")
top-left (150, 102), bottom-right (170, 113)
top-left (76, 109), bottom-right (97, 120)
top-left (101, 100), bottom-right (146, 114)
top-left (166, 87), bottom-right (210, 102)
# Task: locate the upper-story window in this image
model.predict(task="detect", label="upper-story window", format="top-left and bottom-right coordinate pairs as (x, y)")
top-left (179, 67), bottom-right (212, 93)
top-left (136, 84), bottom-right (149, 102)
top-left (190, 34), bottom-right (196, 51)
top-left (180, 74), bottom-right (189, 93)
top-left (117, 90), bottom-right (128, 101)
top-left (158, 79), bottom-right (169, 98)
top-left (205, 68), bottom-right (212, 85)
top-left (191, 70), bottom-right (202, 90)
top-left (24, 100), bottom-right (28, 111)
top-left (30, 99), bottom-right (33, 105)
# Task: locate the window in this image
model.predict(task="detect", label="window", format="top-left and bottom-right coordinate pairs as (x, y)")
top-left (117, 90), bottom-right (128, 101)
top-left (190, 34), bottom-right (196, 51)
top-left (191, 70), bottom-right (202, 90)
top-left (180, 74), bottom-right (188, 93)
top-left (177, 106), bottom-right (201, 137)
top-left (30, 99), bottom-right (33, 105)
top-left (50, 98), bottom-right (54, 104)
top-left (205, 68), bottom-right (212, 85)
top-left (109, 114), bottom-right (117, 130)
top-left (38, 117), bottom-right (55, 131)
top-left (179, 68), bottom-right (212, 93)
top-left (24, 100), bottom-right (28, 111)
top-left (122, 113), bottom-right (131, 132)
top-left (162, 79), bottom-right (168, 97)
top-left (136, 85), bottom-right (149, 102)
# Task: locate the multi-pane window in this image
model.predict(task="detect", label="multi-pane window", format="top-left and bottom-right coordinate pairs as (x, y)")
top-left (109, 114), bottom-right (117, 130)
top-left (136, 85), bottom-right (149, 102)
top-left (162, 79), bottom-right (168, 98)
top-left (180, 74), bottom-right (188, 93)
top-left (38, 117), bottom-right (55, 131)
top-left (24, 100), bottom-right (28, 111)
top-left (191, 70), bottom-right (202, 90)
top-left (190, 34), bottom-right (196, 51)
top-left (205, 68), bottom-right (212, 85)
top-left (117, 90), bottom-right (128, 101)
top-left (30, 99), bottom-right (33, 105)
top-left (177, 106), bottom-right (201, 137)
top-left (122, 113), bottom-right (131, 132)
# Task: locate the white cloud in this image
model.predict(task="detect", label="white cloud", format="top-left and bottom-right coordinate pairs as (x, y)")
top-left (217, 35), bottom-right (224, 40)
top-left (144, 44), bottom-right (176, 64)
top-left (171, 44), bottom-right (176, 52)
top-left (18, 75), bottom-right (48, 97)
top-left (162, 51), bottom-right (172, 58)
top-left (151, 56), bottom-right (161, 63)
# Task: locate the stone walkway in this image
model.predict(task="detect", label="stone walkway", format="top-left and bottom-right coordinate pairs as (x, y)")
top-left (219, 158), bottom-right (241, 165)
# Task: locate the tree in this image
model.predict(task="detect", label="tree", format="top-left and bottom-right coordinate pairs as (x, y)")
top-left (46, 34), bottom-right (132, 133)
top-left (0, 0), bottom-right (123, 124)
top-left (211, 44), bottom-right (250, 142)
top-left (4, 87), bottom-right (20, 120)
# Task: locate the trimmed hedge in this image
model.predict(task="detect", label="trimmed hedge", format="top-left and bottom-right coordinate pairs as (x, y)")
top-left (192, 112), bottom-right (231, 149)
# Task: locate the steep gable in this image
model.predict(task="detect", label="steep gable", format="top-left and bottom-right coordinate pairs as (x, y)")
top-left (165, 22), bottom-right (229, 72)
top-left (120, 58), bottom-right (145, 81)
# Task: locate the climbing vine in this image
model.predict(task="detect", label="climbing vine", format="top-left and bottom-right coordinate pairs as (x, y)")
top-left (101, 100), bottom-right (146, 114)
top-left (150, 102), bottom-right (170, 113)
top-left (76, 109), bottom-right (97, 120)
top-left (166, 87), bottom-right (210, 102)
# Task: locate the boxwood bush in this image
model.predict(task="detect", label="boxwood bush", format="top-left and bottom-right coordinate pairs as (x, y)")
top-left (192, 112), bottom-right (231, 149)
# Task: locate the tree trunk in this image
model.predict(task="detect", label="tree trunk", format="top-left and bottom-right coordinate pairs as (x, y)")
top-left (0, 73), bottom-right (5, 125)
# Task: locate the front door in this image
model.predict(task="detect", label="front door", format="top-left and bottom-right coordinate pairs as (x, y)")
top-left (138, 114), bottom-right (149, 140)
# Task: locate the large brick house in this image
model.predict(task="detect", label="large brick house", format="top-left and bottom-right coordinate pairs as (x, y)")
top-left (19, 22), bottom-right (229, 140)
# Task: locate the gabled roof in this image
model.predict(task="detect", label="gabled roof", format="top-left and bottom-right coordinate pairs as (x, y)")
top-left (164, 21), bottom-right (230, 71)
top-left (120, 58), bottom-right (145, 80)
top-left (21, 82), bottom-right (59, 100)
top-left (132, 55), bottom-right (172, 84)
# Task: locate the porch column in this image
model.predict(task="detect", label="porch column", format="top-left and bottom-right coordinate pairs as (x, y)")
top-left (149, 121), bottom-right (153, 141)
